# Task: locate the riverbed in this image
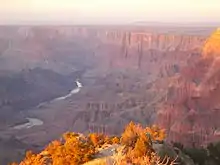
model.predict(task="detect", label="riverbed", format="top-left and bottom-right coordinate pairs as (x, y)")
top-left (12, 81), bottom-right (82, 130)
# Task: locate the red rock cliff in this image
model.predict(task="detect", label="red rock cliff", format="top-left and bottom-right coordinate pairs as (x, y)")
top-left (157, 28), bottom-right (220, 147)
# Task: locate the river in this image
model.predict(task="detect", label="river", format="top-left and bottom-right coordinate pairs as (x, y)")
top-left (13, 118), bottom-right (44, 130)
top-left (12, 80), bottom-right (82, 130)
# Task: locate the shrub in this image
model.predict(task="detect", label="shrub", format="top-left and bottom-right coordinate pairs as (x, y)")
top-left (11, 122), bottom-right (171, 165)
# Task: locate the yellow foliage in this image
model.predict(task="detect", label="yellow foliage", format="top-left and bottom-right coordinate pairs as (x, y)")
top-left (10, 122), bottom-right (172, 165)
top-left (145, 124), bottom-right (166, 142)
top-left (88, 133), bottom-right (106, 147)
top-left (110, 137), bottom-right (120, 144)
top-left (121, 121), bottom-right (139, 147)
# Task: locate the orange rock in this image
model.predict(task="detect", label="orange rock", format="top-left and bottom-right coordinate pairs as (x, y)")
top-left (203, 28), bottom-right (220, 58)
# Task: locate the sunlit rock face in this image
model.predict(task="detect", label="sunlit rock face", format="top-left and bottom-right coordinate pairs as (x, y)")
top-left (203, 28), bottom-right (220, 58)
top-left (157, 28), bottom-right (220, 147)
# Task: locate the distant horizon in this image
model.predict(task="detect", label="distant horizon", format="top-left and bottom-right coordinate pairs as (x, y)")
top-left (0, 21), bottom-right (219, 27)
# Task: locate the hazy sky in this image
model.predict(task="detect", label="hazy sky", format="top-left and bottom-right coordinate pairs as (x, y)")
top-left (1, 0), bottom-right (220, 24)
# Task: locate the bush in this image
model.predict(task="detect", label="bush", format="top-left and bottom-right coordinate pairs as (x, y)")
top-left (11, 122), bottom-right (172, 165)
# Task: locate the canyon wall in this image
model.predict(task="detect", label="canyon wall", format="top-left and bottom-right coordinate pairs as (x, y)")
top-left (11, 26), bottom-right (209, 53)
top-left (0, 26), bottom-right (210, 78)
top-left (1, 26), bottom-right (219, 148)
top-left (157, 28), bottom-right (220, 147)
top-left (68, 27), bottom-right (209, 80)
top-left (203, 28), bottom-right (220, 58)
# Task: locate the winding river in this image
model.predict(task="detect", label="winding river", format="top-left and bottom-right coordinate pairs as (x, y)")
top-left (13, 81), bottom-right (82, 130)
top-left (13, 118), bottom-right (44, 130)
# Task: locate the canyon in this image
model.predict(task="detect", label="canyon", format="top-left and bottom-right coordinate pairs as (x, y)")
top-left (0, 25), bottom-right (219, 164)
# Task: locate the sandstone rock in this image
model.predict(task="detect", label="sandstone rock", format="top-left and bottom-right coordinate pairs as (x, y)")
top-left (203, 28), bottom-right (220, 58)
top-left (157, 28), bottom-right (220, 147)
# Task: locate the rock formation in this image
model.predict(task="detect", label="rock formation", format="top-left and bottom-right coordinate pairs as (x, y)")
top-left (0, 26), bottom-right (219, 151)
top-left (203, 28), bottom-right (220, 58)
top-left (157, 28), bottom-right (220, 147)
